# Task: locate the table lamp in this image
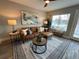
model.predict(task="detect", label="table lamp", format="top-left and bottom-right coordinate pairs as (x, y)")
top-left (8, 19), bottom-right (16, 32)
top-left (44, 20), bottom-right (48, 25)
top-left (43, 20), bottom-right (48, 31)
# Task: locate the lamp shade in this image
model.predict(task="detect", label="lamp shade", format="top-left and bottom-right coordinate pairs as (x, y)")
top-left (8, 19), bottom-right (16, 25)
top-left (44, 20), bottom-right (48, 24)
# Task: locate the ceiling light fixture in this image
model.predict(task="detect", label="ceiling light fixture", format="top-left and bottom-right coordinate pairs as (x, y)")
top-left (45, 0), bottom-right (50, 3)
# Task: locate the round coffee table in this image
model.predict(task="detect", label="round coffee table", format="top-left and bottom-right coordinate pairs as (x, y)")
top-left (32, 38), bottom-right (47, 54)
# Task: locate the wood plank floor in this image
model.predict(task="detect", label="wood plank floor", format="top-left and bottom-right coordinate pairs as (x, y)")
top-left (62, 41), bottom-right (79, 59)
top-left (0, 42), bottom-right (12, 59)
top-left (0, 36), bottom-right (79, 59)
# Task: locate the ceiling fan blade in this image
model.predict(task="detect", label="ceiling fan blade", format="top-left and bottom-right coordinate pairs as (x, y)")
top-left (43, 0), bottom-right (56, 7)
top-left (44, 3), bottom-right (48, 7)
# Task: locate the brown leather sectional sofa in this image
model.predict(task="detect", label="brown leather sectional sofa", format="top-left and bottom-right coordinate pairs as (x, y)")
top-left (19, 27), bottom-right (39, 41)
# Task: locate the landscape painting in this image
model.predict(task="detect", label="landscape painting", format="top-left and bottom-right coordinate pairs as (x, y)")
top-left (21, 11), bottom-right (39, 25)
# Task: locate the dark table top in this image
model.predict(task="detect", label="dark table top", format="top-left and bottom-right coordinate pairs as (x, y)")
top-left (32, 38), bottom-right (47, 46)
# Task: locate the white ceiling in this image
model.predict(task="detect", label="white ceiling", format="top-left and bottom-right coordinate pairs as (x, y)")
top-left (9, 0), bottom-right (79, 11)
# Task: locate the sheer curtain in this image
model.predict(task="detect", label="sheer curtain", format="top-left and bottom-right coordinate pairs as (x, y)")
top-left (51, 14), bottom-right (70, 32)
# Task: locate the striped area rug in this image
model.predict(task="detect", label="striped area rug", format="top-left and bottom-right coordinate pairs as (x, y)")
top-left (12, 37), bottom-right (70, 59)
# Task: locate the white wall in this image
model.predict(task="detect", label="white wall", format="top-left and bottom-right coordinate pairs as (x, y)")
top-left (0, 0), bottom-right (46, 42)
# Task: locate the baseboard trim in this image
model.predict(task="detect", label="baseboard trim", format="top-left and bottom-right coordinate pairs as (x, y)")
top-left (63, 35), bottom-right (79, 42)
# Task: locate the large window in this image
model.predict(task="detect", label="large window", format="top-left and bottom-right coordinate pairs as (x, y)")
top-left (51, 14), bottom-right (70, 32)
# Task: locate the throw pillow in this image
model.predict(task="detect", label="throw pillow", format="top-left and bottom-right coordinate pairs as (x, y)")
top-left (22, 29), bottom-right (28, 35)
top-left (39, 27), bottom-right (44, 32)
top-left (29, 29), bottom-right (32, 34)
top-left (27, 30), bottom-right (30, 35)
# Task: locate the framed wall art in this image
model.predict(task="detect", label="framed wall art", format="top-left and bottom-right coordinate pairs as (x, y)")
top-left (21, 11), bottom-right (39, 25)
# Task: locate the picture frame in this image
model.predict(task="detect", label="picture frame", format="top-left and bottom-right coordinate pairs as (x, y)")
top-left (21, 11), bottom-right (39, 25)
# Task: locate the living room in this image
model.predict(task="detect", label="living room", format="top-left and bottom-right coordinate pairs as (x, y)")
top-left (0, 0), bottom-right (79, 59)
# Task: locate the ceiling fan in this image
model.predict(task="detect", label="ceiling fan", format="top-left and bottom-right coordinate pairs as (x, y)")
top-left (44, 0), bottom-right (56, 7)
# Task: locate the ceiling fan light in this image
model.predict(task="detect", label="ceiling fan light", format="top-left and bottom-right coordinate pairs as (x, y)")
top-left (45, 0), bottom-right (50, 3)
